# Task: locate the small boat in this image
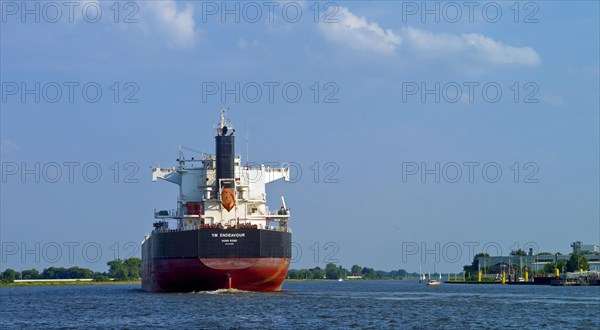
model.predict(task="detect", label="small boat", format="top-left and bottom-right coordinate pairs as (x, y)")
top-left (426, 272), bottom-right (442, 286)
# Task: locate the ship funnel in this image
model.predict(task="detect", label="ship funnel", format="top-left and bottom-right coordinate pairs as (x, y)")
top-left (215, 109), bottom-right (235, 189)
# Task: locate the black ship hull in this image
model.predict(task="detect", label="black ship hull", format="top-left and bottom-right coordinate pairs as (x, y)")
top-left (141, 228), bottom-right (291, 292)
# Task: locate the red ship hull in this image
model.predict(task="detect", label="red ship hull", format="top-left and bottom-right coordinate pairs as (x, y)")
top-left (142, 228), bottom-right (291, 292)
top-left (142, 257), bottom-right (290, 293)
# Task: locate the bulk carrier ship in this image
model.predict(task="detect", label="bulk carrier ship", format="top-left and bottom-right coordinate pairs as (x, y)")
top-left (142, 109), bottom-right (292, 292)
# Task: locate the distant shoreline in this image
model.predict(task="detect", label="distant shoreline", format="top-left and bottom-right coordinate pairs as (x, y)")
top-left (1, 278), bottom-right (412, 287)
top-left (0, 280), bottom-right (141, 287)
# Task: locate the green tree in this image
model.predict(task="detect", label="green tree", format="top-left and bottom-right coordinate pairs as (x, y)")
top-left (351, 264), bottom-right (362, 276)
top-left (107, 260), bottom-right (128, 281)
top-left (395, 269), bottom-right (408, 278)
top-left (303, 269), bottom-right (314, 280)
top-left (463, 253), bottom-right (490, 273)
top-left (510, 249), bottom-right (527, 256)
top-left (566, 254), bottom-right (589, 272)
top-left (361, 267), bottom-right (375, 279)
top-left (1, 269), bottom-right (19, 281)
top-left (21, 269), bottom-right (40, 279)
top-left (325, 263), bottom-right (339, 279)
top-left (93, 273), bottom-right (110, 282)
top-left (57, 267), bottom-right (70, 278)
top-left (42, 267), bottom-right (58, 279)
top-left (375, 270), bottom-right (387, 279)
top-left (543, 260), bottom-right (567, 274)
top-left (67, 266), bottom-right (93, 278)
top-left (311, 267), bottom-right (324, 280)
top-left (124, 258), bottom-right (141, 280)
top-left (287, 269), bottom-right (300, 279)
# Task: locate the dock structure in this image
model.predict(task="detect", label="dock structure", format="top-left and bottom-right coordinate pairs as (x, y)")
top-left (444, 271), bottom-right (600, 286)
top-left (476, 254), bottom-right (600, 275)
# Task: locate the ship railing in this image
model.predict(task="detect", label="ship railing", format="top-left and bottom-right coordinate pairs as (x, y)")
top-left (154, 209), bottom-right (178, 218)
top-left (267, 211), bottom-right (291, 218)
top-left (152, 224), bottom-right (291, 234)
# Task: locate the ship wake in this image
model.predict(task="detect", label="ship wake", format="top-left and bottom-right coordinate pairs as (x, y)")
top-left (191, 288), bottom-right (255, 295)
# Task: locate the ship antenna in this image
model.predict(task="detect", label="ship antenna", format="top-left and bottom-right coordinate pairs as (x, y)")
top-left (219, 108), bottom-right (227, 128)
top-left (245, 123), bottom-right (249, 164)
top-left (216, 107), bottom-right (233, 136)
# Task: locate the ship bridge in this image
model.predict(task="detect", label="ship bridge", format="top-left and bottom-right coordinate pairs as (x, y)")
top-left (150, 109), bottom-right (291, 233)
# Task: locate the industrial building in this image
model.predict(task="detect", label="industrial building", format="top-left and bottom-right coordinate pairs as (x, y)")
top-left (475, 241), bottom-right (600, 276)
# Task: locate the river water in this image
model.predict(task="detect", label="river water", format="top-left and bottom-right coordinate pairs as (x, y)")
top-left (1, 280), bottom-right (598, 329)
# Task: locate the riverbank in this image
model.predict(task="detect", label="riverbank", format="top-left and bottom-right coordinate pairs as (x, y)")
top-left (0, 280), bottom-right (140, 287)
top-left (285, 277), bottom-right (417, 282)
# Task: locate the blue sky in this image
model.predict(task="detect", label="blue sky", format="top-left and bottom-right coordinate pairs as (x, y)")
top-left (1, 1), bottom-right (599, 273)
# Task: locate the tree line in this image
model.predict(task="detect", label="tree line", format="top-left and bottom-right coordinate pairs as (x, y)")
top-left (542, 254), bottom-right (589, 274)
top-left (287, 263), bottom-right (418, 280)
top-left (0, 258), bottom-right (141, 283)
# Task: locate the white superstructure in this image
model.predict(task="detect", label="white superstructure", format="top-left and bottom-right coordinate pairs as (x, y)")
top-left (150, 109), bottom-right (291, 231)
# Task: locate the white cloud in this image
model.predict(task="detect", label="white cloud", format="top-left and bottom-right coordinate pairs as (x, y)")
top-left (318, 6), bottom-right (401, 55)
top-left (319, 6), bottom-right (540, 66)
top-left (400, 27), bottom-right (463, 53)
top-left (142, 1), bottom-right (197, 48)
top-left (68, 1), bottom-right (197, 48)
top-left (461, 33), bottom-right (540, 66)
top-left (0, 139), bottom-right (20, 154)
